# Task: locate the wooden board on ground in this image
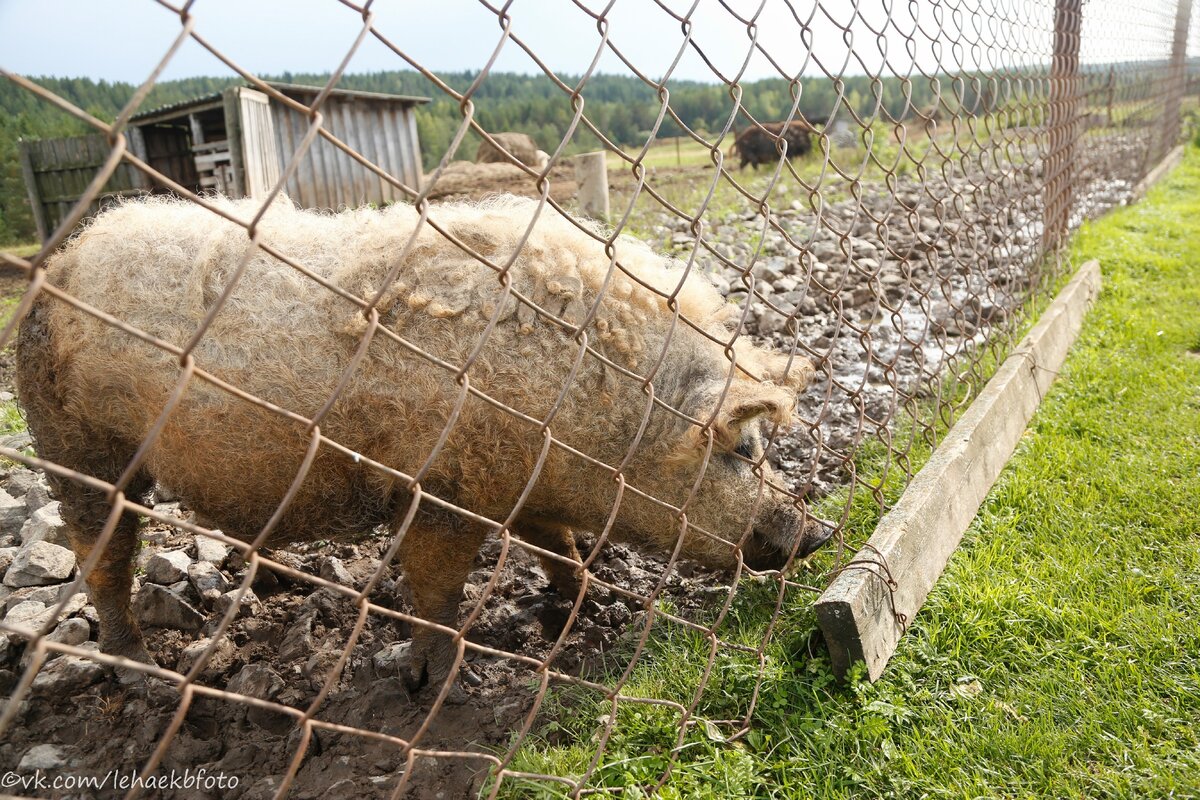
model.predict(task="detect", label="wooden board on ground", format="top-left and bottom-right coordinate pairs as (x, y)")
top-left (816, 260), bottom-right (1103, 681)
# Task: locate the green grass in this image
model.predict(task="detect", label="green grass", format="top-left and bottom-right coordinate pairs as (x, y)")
top-left (3, 242), bottom-right (41, 260)
top-left (497, 149), bottom-right (1200, 798)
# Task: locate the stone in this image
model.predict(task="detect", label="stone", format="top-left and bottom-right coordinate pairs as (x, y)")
top-left (3, 541), bottom-right (75, 587)
top-left (372, 641), bottom-right (412, 677)
top-left (24, 483), bottom-right (53, 514)
top-left (46, 617), bottom-right (91, 648)
top-left (227, 663), bottom-right (284, 700)
top-left (187, 561), bottom-right (230, 596)
top-left (31, 653), bottom-right (105, 694)
top-left (5, 469), bottom-right (40, 498)
top-left (18, 743), bottom-right (69, 771)
top-left (5, 599), bottom-right (47, 628)
top-left (193, 533), bottom-right (230, 565)
top-left (279, 610), bottom-right (315, 662)
top-left (0, 545), bottom-right (17, 576)
top-left (143, 549), bottom-right (193, 585)
top-left (152, 483), bottom-right (179, 503)
top-left (176, 636), bottom-right (236, 675)
top-left (20, 502), bottom-right (68, 547)
top-left (214, 587), bottom-right (260, 620)
top-left (133, 583), bottom-right (205, 631)
top-left (319, 556), bottom-right (354, 588)
top-left (0, 488), bottom-right (26, 536)
top-left (1, 432), bottom-right (32, 452)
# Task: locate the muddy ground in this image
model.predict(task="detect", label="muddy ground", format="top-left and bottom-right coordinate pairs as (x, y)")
top-left (0, 134), bottom-right (1146, 798)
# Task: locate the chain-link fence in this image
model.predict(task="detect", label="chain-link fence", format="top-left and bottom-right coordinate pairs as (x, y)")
top-left (0, 0), bottom-right (1196, 797)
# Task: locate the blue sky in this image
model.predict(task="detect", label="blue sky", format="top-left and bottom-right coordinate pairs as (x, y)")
top-left (0, 0), bottom-right (1191, 88)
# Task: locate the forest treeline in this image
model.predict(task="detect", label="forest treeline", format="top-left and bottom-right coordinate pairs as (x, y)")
top-left (0, 68), bottom-right (965, 243)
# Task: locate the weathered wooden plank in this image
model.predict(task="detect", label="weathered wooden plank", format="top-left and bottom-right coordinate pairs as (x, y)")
top-left (288, 108), bottom-right (320, 208)
top-left (403, 107), bottom-right (423, 191)
top-left (237, 88), bottom-right (281, 199)
top-left (815, 260), bottom-right (1103, 682)
top-left (272, 106), bottom-right (302, 205)
top-left (17, 140), bottom-right (48, 242)
top-left (360, 101), bottom-right (388, 204)
top-left (309, 112), bottom-right (334, 209)
top-left (223, 88), bottom-right (246, 198)
top-left (188, 113), bottom-right (206, 147)
top-left (338, 101), bottom-right (361, 205)
top-left (379, 105), bottom-right (400, 203)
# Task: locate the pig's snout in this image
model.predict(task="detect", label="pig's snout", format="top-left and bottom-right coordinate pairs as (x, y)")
top-left (743, 505), bottom-right (836, 570)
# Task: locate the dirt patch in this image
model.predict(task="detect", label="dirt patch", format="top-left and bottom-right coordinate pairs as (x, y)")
top-left (0, 490), bottom-right (734, 799)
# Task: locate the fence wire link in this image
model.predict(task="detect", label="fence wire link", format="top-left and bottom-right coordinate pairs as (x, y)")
top-left (0, 0), bottom-right (1196, 797)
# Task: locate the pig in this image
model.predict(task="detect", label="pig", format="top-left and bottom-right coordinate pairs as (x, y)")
top-left (15, 195), bottom-right (831, 688)
top-left (730, 119), bottom-right (816, 169)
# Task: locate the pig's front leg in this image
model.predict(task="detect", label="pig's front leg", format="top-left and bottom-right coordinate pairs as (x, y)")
top-left (396, 513), bottom-right (487, 691)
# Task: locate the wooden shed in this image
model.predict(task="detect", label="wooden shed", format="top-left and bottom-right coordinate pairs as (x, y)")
top-left (19, 82), bottom-right (429, 241)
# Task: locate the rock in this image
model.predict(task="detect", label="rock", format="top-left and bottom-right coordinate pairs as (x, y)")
top-left (3, 541), bottom-right (75, 587)
top-left (153, 501), bottom-right (186, 520)
top-left (47, 617), bottom-right (90, 648)
top-left (188, 561), bottom-right (230, 596)
top-left (133, 583), bottom-right (205, 631)
top-left (372, 641), bottom-right (412, 677)
top-left (214, 587), bottom-right (260, 620)
top-left (194, 533), bottom-right (230, 565)
top-left (152, 483), bottom-right (179, 503)
top-left (5, 469), bottom-right (40, 498)
top-left (1, 432), bottom-right (32, 452)
top-left (0, 545), bottom-right (17, 576)
top-left (24, 483), bottom-right (53, 514)
top-left (18, 743), bottom-right (69, 771)
top-left (0, 489), bottom-right (26, 536)
top-left (20, 502), bottom-right (68, 547)
top-left (279, 610), bottom-right (315, 661)
top-left (31, 653), bottom-right (105, 693)
top-left (176, 636), bottom-right (236, 675)
top-left (144, 549), bottom-right (193, 585)
top-left (319, 556), bottom-right (354, 587)
top-left (5, 599), bottom-right (47, 628)
top-left (227, 663), bottom-right (284, 700)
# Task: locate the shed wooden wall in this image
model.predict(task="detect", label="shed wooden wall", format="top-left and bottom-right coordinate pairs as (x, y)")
top-left (271, 96), bottom-right (422, 209)
top-left (18, 133), bottom-right (150, 241)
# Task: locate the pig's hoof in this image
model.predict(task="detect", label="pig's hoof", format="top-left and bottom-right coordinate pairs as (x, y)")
top-left (103, 639), bottom-right (157, 684)
top-left (460, 664), bottom-right (483, 688)
top-left (398, 642), bottom-right (464, 694)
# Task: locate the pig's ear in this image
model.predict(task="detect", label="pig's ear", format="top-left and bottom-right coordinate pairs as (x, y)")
top-left (711, 384), bottom-right (795, 451)
top-left (760, 352), bottom-right (815, 393)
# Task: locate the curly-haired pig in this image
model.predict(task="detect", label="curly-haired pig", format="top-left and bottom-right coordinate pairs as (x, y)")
top-left (15, 195), bottom-right (831, 688)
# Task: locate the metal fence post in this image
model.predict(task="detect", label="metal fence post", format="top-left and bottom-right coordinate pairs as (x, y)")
top-left (1043, 0), bottom-right (1083, 255)
top-left (1160, 0), bottom-right (1195, 161)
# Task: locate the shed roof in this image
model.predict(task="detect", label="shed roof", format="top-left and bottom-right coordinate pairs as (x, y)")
top-left (131, 81), bottom-right (430, 125)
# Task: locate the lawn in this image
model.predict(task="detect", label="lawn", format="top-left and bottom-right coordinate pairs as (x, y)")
top-left (499, 148), bottom-right (1200, 798)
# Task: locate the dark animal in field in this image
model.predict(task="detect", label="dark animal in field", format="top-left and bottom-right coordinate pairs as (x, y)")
top-left (16, 195), bottom-right (831, 690)
top-left (730, 120), bottom-right (817, 169)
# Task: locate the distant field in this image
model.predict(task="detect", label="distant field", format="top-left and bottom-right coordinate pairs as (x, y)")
top-left (608, 137), bottom-right (727, 171)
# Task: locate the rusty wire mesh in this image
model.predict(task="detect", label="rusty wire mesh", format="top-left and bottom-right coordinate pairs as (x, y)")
top-left (0, 0), bottom-right (1197, 797)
